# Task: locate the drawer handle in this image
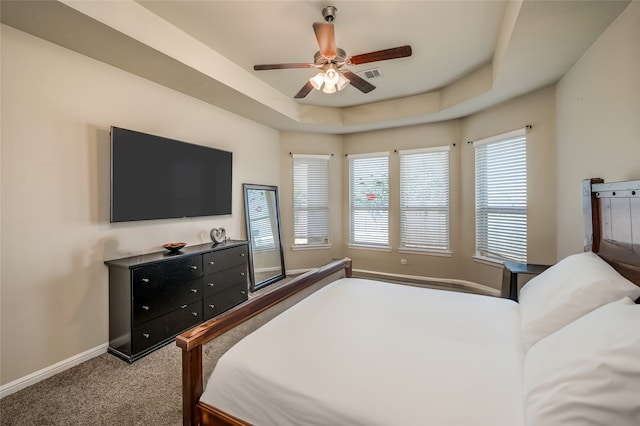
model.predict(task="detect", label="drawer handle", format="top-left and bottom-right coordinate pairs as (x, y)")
top-left (190, 289), bottom-right (198, 293)
top-left (189, 265), bottom-right (198, 270)
top-left (241, 290), bottom-right (246, 295)
top-left (207, 283), bottom-right (215, 287)
top-left (141, 278), bottom-right (150, 283)
top-left (209, 304), bottom-right (215, 309)
top-left (208, 261), bottom-right (215, 265)
top-left (143, 333), bottom-right (150, 339)
top-left (181, 304), bottom-right (188, 309)
top-left (142, 305), bottom-right (150, 311)
top-left (240, 253), bottom-right (245, 257)
top-left (240, 272), bottom-right (245, 276)
top-left (192, 312), bottom-right (198, 317)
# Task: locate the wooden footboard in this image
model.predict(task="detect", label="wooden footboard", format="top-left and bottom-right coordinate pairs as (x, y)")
top-left (176, 258), bottom-right (352, 426)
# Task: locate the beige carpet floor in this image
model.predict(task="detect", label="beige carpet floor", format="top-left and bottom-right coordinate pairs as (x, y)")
top-left (0, 327), bottom-right (249, 426)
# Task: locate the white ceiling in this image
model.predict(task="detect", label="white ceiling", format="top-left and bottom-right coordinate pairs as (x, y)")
top-left (1, 0), bottom-right (631, 134)
top-left (137, 0), bottom-right (507, 108)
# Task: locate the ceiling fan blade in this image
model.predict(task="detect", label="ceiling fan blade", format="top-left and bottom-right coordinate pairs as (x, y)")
top-left (313, 22), bottom-right (336, 59)
top-left (294, 81), bottom-right (314, 99)
top-left (349, 45), bottom-right (412, 65)
top-left (342, 71), bottom-right (376, 94)
top-left (254, 63), bottom-right (313, 70)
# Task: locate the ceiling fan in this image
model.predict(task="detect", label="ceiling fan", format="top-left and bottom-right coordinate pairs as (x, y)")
top-left (253, 6), bottom-right (412, 99)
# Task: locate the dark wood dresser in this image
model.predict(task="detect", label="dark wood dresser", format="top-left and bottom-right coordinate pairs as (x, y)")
top-left (105, 240), bottom-right (249, 362)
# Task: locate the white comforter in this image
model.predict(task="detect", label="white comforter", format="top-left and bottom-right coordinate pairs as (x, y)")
top-left (201, 278), bottom-right (524, 426)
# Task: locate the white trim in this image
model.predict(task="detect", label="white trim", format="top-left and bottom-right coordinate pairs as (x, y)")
top-left (398, 145), bottom-right (450, 155)
top-left (347, 244), bottom-right (392, 252)
top-left (347, 151), bottom-right (389, 159)
top-left (473, 127), bottom-right (526, 147)
top-left (0, 343), bottom-right (108, 399)
top-left (286, 267), bottom-right (314, 276)
top-left (291, 244), bottom-right (332, 251)
top-left (398, 248), bottom-right (453, 257)
top-left (353, 269), bottom-right (500, 297)
top-left (291, 153), bottom-right (331, 160)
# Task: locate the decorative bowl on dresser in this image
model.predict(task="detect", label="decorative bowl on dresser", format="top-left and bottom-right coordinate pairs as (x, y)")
top-left (104, 240), bottom-right (249, 362)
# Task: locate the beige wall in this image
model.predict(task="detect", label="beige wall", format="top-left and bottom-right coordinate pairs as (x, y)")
top-left (1, 25), bottom-right (279, 386)
top-left (341, 120), bottom-right (464, 279)
top-left (280, 87), bottom-right (556, 289)
top-left (460, 86), bottom-right (557, 285)
top-left (2, 0), bottom-right (638, 392)
top-left (332, 87), bottom-right (557, 288)
top-left (556, 1), bottom-right (640, 258)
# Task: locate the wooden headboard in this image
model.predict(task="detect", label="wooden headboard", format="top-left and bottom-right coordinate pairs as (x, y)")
top-left (583, 178), bottom-right (640, 286)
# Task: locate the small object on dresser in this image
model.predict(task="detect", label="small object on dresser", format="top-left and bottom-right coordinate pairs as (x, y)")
top-left (163, 242), bottom-right (186, 253)
top-left (210, 227), bottom-right (226, 244)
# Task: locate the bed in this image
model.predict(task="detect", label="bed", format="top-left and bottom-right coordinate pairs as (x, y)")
top-left (177, 177), bottom-right (640, 426)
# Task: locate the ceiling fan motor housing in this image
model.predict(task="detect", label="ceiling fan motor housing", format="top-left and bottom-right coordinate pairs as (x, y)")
top-left (322, 6), bottom-right (337, 22)
top-left (314, 48), bottom-right (347, 66)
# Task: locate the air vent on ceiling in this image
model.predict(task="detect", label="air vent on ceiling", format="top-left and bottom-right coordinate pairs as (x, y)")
top-left (359, 68), bottom-right (383, 79)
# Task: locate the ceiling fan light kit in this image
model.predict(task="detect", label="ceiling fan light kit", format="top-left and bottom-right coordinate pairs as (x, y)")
top-left (309, 72), bottom-right (325, 90)
top-left (310, 63), bottom-right (351, 93)
top-left (253, 6), bottom-right (412, 99)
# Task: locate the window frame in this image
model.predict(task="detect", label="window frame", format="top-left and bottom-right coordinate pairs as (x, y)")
top-left (398, 145), bottom-right (451, 255)
top-left (292, 153), bottom-right (331, 250)
top-left (474, 128), bottom-right (528, 263)
top-left (348, 152), bottom-right (391, 250)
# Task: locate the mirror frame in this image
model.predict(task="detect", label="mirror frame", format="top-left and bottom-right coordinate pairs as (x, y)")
top-left (243, 183), bottom-right (286, 291)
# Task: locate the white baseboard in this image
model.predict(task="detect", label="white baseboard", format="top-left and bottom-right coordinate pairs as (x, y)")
top-left (0, 343), bottom-right (108, 399)
top-left (286, 268), bottom-right (313, 276)
top-left (353, 268), bottom-right (501, 297)
top-left (288, 266), bottom-right (500, 296)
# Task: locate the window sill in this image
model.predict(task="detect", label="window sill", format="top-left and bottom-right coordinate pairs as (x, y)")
top-left (291, 244), bottom-right (331, 251)
top-left (348, 244), bottom-right (392, 252)
top-left (398, 248), bottom-right (452, 258)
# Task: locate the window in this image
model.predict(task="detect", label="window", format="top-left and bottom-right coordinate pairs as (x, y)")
top-left (399, 146), bottom-right (450, 253)
top-left (348, 152), bottom-right (390, 248)
top-left (475, 129), bottom-right (527, 262)
top-left (293, 154), bottom-right (330, 247)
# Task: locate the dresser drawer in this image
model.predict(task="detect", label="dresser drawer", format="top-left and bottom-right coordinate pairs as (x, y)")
top-left (203, 263), bottom-right (248, 298)
top-left (203, 285), bottom-right (248, 320)
top-left (203, 245), bottom-right (248, 275)
top-left (106, 241), bottom-right (248, 362)
top-left (132, 256), bottom-right (203, 295)
top-left (133, 277), bottom-right (202, 325)
top-left (132, 300), bottom-right (202, 354)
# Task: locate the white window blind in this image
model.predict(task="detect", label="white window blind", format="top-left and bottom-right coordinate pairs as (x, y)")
top-left (399, 146), bottom-right (450, 252)
top-left (348, 152), bottom-right (389, 247)
top-left (293, 154), bottom-right (330, 246)
top-left (475, 129), bottom-right (527, 262)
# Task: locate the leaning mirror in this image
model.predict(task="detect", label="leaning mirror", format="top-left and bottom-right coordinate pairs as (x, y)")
top-left (243, 183), bottom-right (286, 291)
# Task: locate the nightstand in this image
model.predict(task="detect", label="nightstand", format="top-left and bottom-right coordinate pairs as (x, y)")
top-left (502, 261), bottom-right (551, 301)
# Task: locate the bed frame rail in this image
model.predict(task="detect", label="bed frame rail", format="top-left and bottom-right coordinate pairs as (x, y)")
top-left (176, 257), bottom-right (352, 426)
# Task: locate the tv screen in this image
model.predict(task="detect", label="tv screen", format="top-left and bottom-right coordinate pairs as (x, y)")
top-left (110, 126), bottom-right (232, 222)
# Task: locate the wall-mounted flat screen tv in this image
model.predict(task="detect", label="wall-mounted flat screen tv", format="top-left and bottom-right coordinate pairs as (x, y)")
top-left (110, 126), bottom-right (232, 222)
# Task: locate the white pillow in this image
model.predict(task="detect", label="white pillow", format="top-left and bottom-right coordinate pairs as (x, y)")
top-left (519, 251), bottom-right (640, 351)
top-left (524, 297), bottom-right (640, 426)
